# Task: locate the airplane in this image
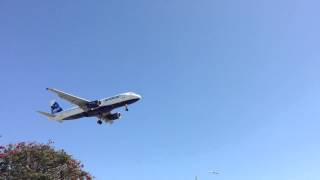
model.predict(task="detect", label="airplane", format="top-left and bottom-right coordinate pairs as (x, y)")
top-left (208, 170), bottom-right (219, 175)
top-left (37, 88), bottom-right (142, 125)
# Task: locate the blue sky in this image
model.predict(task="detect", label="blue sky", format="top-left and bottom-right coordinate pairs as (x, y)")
top-left (1, 0), bottom-right (320, 179)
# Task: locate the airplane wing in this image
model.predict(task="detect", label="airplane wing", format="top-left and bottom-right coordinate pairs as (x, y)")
top-left (46, 88), bottom-right (90, 107)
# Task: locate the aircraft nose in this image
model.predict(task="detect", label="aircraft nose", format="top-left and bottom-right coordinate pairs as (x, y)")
top-left (135, 94), bottom-right (142, 100)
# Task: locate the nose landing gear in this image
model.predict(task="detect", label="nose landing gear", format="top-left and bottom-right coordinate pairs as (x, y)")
top-left (97, 120), bottom-right (102, 125)
top-left (125, 104), bottom-right (129, 111)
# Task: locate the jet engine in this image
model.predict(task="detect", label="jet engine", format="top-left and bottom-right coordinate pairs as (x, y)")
top-left (104, 112), bottom-right (121, 120)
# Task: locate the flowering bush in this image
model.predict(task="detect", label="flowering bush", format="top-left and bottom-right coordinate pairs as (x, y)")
top-left (0, 141), bottom-right (92, 179)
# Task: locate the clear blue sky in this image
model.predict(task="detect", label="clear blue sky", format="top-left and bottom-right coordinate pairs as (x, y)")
top-left (1, 0), bottom-right (320, 179)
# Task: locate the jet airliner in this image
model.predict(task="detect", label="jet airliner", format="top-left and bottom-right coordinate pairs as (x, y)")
top-left (38, 88), bottom-right (141, 124)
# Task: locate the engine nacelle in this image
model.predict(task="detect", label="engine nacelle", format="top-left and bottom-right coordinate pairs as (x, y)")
top-left (105, 112), bottom-right (121, 120)
top-left (86, 100), bottom-right (101, 109)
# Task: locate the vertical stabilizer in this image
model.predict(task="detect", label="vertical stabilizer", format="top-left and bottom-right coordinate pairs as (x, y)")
top-left (50, 100), bottom-right (63, 114)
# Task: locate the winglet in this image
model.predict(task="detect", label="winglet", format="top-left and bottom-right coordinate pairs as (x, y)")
top-left (46, 88), bottom-right (62, 96)
top-left (46, 87), bottom-right (54, 92)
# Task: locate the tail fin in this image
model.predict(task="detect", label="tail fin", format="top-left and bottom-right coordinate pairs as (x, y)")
top-left (50, 100), bottom-right (63, 114)
top-left (37, 111), bottom-right (55, 119)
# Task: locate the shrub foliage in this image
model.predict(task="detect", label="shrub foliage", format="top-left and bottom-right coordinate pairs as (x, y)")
top-left (0, 141), bottom-right (92, 179)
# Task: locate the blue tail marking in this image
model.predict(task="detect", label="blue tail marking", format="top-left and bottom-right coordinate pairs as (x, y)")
top-left (51, 101), bottom-right (63, 114)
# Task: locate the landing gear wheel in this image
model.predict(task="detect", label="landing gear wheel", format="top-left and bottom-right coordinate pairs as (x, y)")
top-left (125, 104), bottom-right (129, 111)
top-left (97, 120), bottom-right (102, 125)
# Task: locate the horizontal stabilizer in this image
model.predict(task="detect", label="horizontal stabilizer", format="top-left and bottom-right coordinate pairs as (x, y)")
top-left (37, 111), bottom-right (55, 119)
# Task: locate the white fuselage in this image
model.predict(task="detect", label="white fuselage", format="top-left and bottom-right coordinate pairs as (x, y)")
top-left (53, 92), bottom-right (141, 121)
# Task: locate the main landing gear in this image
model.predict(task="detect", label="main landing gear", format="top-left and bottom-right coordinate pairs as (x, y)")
top-left (97, 120), bottom-right (102, 125)
top-left (125, 104), bottom-right (129, 111)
